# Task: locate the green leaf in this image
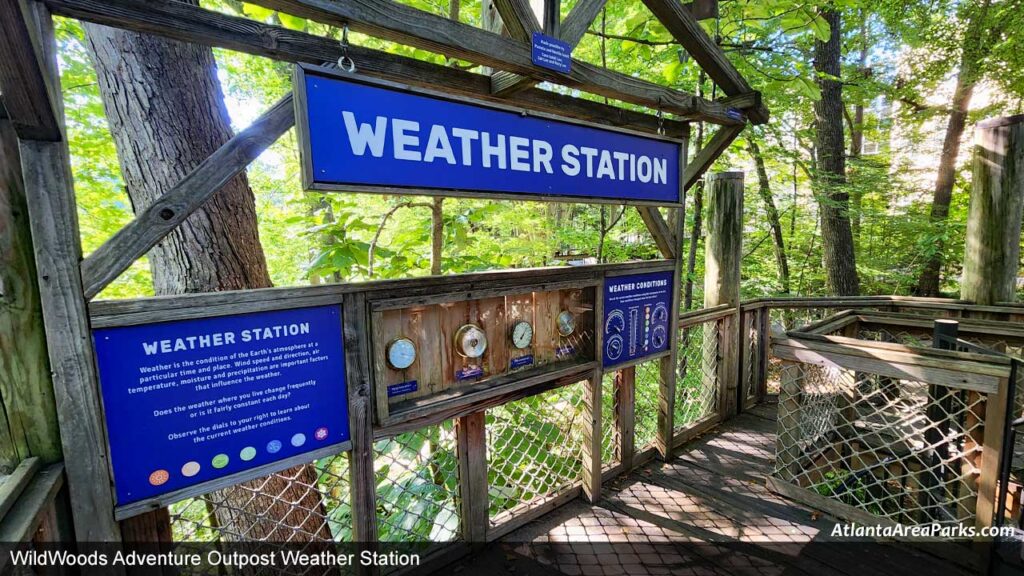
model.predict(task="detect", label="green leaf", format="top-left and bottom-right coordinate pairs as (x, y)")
top-left (662, 59), bottom-right (684, 84)
top-left (809, 14), bottom-right (831, 43)
top-left (241, 3), bottom-right (274, 20)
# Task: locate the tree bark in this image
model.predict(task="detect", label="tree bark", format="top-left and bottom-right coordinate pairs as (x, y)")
top-left (915, 0), bottom-right (995, 296)
top-left (84, 12), bottom-right (331, 542)
top-left (747, 137), bottom-right (790, 293)
top-left (813, 8), bottom-right (860, 296)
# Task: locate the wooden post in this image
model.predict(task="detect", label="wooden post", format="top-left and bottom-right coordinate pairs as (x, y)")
top-left (704, 172), bottom-right (743, 419)
top-left (455, 411), bottom-right (488, 542)
top-left (582, 367), bottom-right (602, 503)
top-left (614, 367), bottom-right (635, 471)
top-left (0, 116), bottom-right (62, 470)
top-left (961, 115), bottom-right (1024, 306)
top-left (342, 292), bottom-right (379, 572)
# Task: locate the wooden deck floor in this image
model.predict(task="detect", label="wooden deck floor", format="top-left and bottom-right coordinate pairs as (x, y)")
top-left (438, 403), bottom-right (978, 576)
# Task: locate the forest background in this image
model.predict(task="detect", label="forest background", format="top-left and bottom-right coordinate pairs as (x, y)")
top-left (57, 0), bottom-right (1024, 305)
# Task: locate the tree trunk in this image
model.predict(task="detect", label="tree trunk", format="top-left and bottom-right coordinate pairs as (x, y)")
top-left (431, 197), bottom-right (444, 274)
top-left (84, 14), bottom-right (331, 542)
top-left (848, 12), bottom-right (868, 240)
top-left (813, 9), bottom-right (860, 296)
top-left (915, 0), bottom-right (992, 296)
top-left (747, 137), bottom-right (790, 293)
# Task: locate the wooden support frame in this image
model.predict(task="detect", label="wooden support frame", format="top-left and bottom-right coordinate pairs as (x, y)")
top-left (682, 124), bottom-right (745, 191)
top-left (0, 0), bottom-right (61, 141)
top-left (614, 366), bottom-right (636, 471)
top-left (455, 411), bottom-right (488, 542)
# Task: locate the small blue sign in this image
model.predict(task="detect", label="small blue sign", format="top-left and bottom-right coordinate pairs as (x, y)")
top-left (93, 305), bottom-right (349, 505)
top-left (603, 271), bottom-right (674, 367)
top-left (531, 32), bottom-right (572, 74)
top-left (456, 366), bottom-right (484, 381)
top-left (387, 380), bottom-right (419, 397)
top-left (510, 355), bottom-right (534, 369)
top-left (297, 66), bottom-right (681, 204)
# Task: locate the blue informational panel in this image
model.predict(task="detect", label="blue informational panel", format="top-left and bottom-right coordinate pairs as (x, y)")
top-left (531, 32), bottom-right (572, 73)
top-left (602, 271), bottom-right (674, 367)
top-left (296, 66), bottom-right (681, 204)
top-left (92, 305), bottom-right (349, 506)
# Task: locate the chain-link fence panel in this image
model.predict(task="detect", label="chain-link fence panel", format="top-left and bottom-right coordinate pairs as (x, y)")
top-left (773, 362), bottom-right (986, 527)
top-left (486, 382), bottom-right (586, 526)
top-left (633, 360), bottom-right (661, 450)
top-left (601, 372), bottom-right (618, 469)
top-left (373, 422), bottom-right (460, 543)
top-left (675, 320), bottom-right (718, 432)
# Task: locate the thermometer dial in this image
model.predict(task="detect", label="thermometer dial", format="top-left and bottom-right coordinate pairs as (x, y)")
top-left (510, 321), bottom-right (534, 349)
top-left (386, 337), bottom-right (417, 370)
top-left (556, 310), bottom-right (576, 337)
top-left (454, 324), bottom-right (488, 358)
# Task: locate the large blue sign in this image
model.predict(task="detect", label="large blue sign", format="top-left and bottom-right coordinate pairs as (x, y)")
top-left (602, 271), bottom-right (674, 367)
top-left (296, 66), bottom-right (681, 204)
top-left (93, 305), bottom-right (349, 506)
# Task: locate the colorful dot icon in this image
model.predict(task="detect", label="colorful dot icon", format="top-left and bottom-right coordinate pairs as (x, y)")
top-left (181, 461), bottom-right (201, 477)
top-left (149, 469), bottom-right (169, 486)
top-left (315, 427), bottom-right (329, 441)
top-left (240, 447), bottom-right (257, 461)
top-left (212, 454), bottom-right (229, 469)
top-left (291, 433), bottom-right (306, 447)
top-left (266, 440), bottom-right (282, 454)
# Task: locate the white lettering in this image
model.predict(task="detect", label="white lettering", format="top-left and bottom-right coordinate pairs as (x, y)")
top-left (341, 111), bottom-right (387, 157)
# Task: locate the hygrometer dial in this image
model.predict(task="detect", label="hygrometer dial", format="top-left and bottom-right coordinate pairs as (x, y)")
top-left (454, 324), bottom-right (488, 358)
top-left (510, 321), bottom-right (534, 349)
top-left (386, 337), bottom-right (417, 370)
top-left (556, 310), bottom-right (576, 337)
top-left (651, 325), bottom-right (668, 349)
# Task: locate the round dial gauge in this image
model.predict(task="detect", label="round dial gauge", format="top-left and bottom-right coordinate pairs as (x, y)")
top-left (651, 325), bottom-right (668, 349)
top-left (652, 303), bottom-right (669, 324)
top-left (510, 321), bottom-right (534, 349)
top-left (556, 310), bottom-right (576, 337)
top-left (606, 334), bottom-right (624, 360)
top-left (454, 324), bottom-right (488, 358)
top-left (386, 337), bottom-right (417, 370)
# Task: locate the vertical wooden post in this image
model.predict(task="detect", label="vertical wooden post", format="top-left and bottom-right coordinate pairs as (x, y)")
top-left (614, 367), bottom-right (635, 471)
top-left (455, 411), bottom-right (488, 542)
top-left (961, 115), bottom-right (1024, 306)
top-left (582, 367), bottom-right (603, 503)
top-left (704, 171), bottom-right (743, 419)
top-left (977, 377), bottom-right (1008, 529)
top-left (342, 292), bottom-right (379, 572)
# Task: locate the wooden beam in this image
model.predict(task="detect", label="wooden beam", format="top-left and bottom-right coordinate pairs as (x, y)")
top-left (636, 207), bottom-right (676, 259)
top-left (682, 124), bottom-right (744, 191)
top-left (640, 0), bottom-right (768, 124)
top-left (243, 0), bottom-right (740, 124)
top-left (79, 95), bottom-right (294, 300)
top-left (44, 0), bottom-right (691, 134)
top-left (0, 0), bottom-right (61, 140)
top-left (492, 0), bottom-right (540, 41)
top-left (455, 411), bottom-right (488, 541)
top-left (491, 0), bottom-right (606, 97)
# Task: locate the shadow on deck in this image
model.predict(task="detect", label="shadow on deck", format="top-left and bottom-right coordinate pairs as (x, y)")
top-left (436, 403), bottom-right (977, 576)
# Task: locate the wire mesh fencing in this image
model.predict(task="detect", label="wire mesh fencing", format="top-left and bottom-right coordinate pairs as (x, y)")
top-left (633, 360), bottom-right (661, 450)
top-left (486, 381), bottom-right (587, 527)
top-left (773, 360), bottom-right (989, 527)
top-left (675, 319), bottom-right (719, 433)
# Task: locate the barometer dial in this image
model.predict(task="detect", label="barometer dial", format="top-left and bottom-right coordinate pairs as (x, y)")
top-left (556, 310), bottom-right (576, 337)
top-left (454, 324), bottom-right (488, 358)
top-left (510, 321), bottom-right (534, 349)
top-left (386, 337), bottom-right (417, 370)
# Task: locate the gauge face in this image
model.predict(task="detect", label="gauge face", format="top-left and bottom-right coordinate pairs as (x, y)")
top-left (557, 310), bottom-right (576, 337)
top-left (652, 303), bottom-right (669, 324)
top-left (651, 325), bottom-right (668, 349)
top-left (606, 334), bottom-right (624, 360)
top-left (605, 310), bottom-right (625, 334)
top-left (455, 324), bottom-right (488, 358)
top-left (386, 337), bottom-right (417, 370)
top-left (510, 321), bottom-right (533, 349)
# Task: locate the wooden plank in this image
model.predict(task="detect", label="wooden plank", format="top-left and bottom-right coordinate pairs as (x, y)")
top-left (486, 485), bottom-right (581, 540)
top-left (682, 124), bottom-right (745, 191)
top-left (492, 0), bottom-right (540, 41)
top-left (0, 0), bottom-right (60, 140)
top-left (0, 462), bottom-right (63, 546)
top-left (455, 411), bottom-right (488, 542)
top-left (21, 139), bottom-right (121, 543)
top-left (771, 344), bottom-right (1002, 394)
top-left (45, 0), bottom-right (688, 136)
top-left (975, 379), bottom-right (1008, 529)
top-left (775, 334), bottom-right (1013, 373)
top-left (582, 368), bottom-right (602, 503)
top-left (80, 95), bottom-right (294, 300)
top-left (342, 292), bottom-right (379, 550)
top-left (636, 207), bottom-right (676, 259)
top-left (766, 475), bottom-right (899, 529)
top-left (242, 0), bottom-right (742, 124)
top-left (639, 0), bottom-right (768, 123)
top-left (0, 458), bottom-right (40, 522)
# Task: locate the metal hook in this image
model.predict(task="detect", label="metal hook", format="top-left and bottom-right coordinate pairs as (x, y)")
top-left (656, 108), bottom-right (665, 136)
top-left (338, 24), bottom-right (357, 73)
